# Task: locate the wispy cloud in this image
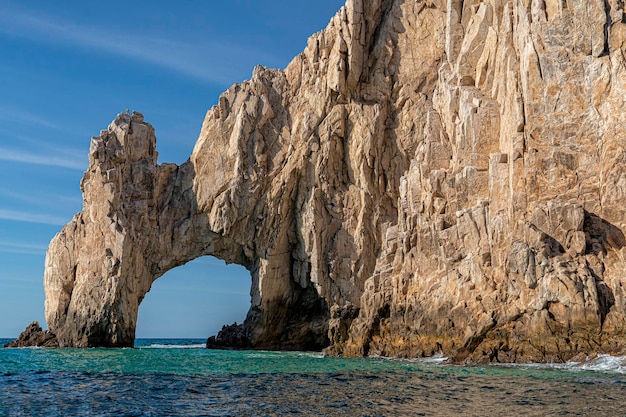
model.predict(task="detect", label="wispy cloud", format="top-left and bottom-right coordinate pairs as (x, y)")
top-left (0, 240), bottom-right (48, 255)
top-left (0, 188), bottom-right (81, 211)
top-left (0, 209), bottom-right (68, 226)
top-left (0, 147), bottom-right (85, 170)
top-left (0, 9), bottom-right (276, 85)
top-left (0, 105), bottom-right (63, 131)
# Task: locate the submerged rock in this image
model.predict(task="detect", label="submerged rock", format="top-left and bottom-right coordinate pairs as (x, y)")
top-left (5, 322), bottom-right (58, 348)
top-left (39, 0), bottom-right (626, 362)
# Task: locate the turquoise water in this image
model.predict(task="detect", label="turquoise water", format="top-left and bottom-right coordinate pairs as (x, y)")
top-left (2, 339), bottom-right (626, 416)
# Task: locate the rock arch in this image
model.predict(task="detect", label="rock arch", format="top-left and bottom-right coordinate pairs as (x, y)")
top-left (43, 0), bottom-right (410, 349)
top-left (44, 109), bottom-right (330, 348)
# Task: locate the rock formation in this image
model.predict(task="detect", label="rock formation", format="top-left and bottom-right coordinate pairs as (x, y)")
top-left (43, 109), bottom-right (331, 350)
top-left (32, 0), bottom-right (626, 362)
top-left (5, 322), bottom-right (58, 348)
top-left (206, 322), bottom-right (249, 350)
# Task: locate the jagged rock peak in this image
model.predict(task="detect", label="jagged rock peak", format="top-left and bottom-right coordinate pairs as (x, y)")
top-left (28, 0), bottom-right (626, 363)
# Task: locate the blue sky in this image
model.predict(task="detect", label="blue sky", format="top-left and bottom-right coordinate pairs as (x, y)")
top-left (0, 0), bottom-right (345, 338)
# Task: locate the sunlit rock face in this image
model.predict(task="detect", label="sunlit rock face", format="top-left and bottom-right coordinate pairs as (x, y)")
top-left (42, 0), bottom-right (626, 362)
top-left (44, 111), bottom-right (329, 349)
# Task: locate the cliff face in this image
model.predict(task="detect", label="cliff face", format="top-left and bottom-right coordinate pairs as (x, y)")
top-left (42, 0), bottom-right (626, 362)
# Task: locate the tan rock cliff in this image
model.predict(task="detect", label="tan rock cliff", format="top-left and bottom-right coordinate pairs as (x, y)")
top-left (40, 0), bottom-right (626, 362)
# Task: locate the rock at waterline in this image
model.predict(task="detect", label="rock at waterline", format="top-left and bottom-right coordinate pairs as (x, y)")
top-left (4, 321), bottom-right (59, 348)
top-left (206, 322), bottom-right (250, 350)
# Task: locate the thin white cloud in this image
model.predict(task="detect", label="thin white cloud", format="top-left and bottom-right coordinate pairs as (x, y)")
top-left (0, 147), bottom-right (86, 170)
top-left (0, 106), bottom-right (62, 131)
top-left (0, 209), bottom-right (68, 226)
top-left (0, 188), bottom-right (82, 211)
top-left (0, 240), bottom-right (48, 255)
top-left (11, 133), bottom-right (87, 154)
top-left (0, 9), bottom-right (276, 85)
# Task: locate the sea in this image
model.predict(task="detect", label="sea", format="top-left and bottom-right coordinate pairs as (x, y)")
top-left (1, 339), bottom-right (626, 416)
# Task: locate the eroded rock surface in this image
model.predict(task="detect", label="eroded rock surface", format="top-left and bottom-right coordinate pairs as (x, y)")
top-left (44, 110), bottom-right (329, 349)
top-left (39, 0), bottom-right (626, 362)
top-left (5, 322), bottom-right (58, 348)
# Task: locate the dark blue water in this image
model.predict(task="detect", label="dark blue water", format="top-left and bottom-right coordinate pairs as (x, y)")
top-left (2, 339), bottom-right (626, 416)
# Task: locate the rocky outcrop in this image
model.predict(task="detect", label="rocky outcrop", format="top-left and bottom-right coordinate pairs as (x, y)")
top-left (334, 0), bottom-right (626, 363)
top-left (44, 110), bottom-right (330, 349)
top-left (37, 0), bottom-right (626, 362)
top-left (206, 323), bottom-right (249, 350)
top-left (5, 322), bottom-right (58, 348)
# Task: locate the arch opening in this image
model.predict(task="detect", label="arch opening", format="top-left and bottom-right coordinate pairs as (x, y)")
top-left (135, 256), bottom-right (250, 341)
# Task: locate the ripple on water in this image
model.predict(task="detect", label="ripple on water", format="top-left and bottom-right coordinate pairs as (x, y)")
top-left (1, 345), bottom-right (626, 416)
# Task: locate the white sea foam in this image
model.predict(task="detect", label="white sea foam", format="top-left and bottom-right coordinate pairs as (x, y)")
top-left (494, 354), bottom-right (626, 374)
top-left (576, 354), bottom-right (626, 374)
top-left (416, 353), bottom-right (448, 364)
top-left (389, 353), bottom-right (448, 365)
top-left (296, 352), bottom-right (325, 359)
top-left (141, 343), bottom-right (206, 349)
top-left (242, 351), bottom-right (325, 359)
top-left (244, 351), bottom-right (282, 359)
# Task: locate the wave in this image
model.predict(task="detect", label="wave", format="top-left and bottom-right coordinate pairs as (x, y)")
top-left (370, 353), bottom-right (449, 365)
top-left (575, 354), bottom-right (626, 374)
top-left (414, 354), bottom-right (448, 364)
top-left (140, 343), bottom-right (206, 349)
top-left (242, 351), bottom-right (325, 359)
top-left (495, 354), bottom-right (626, 375)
